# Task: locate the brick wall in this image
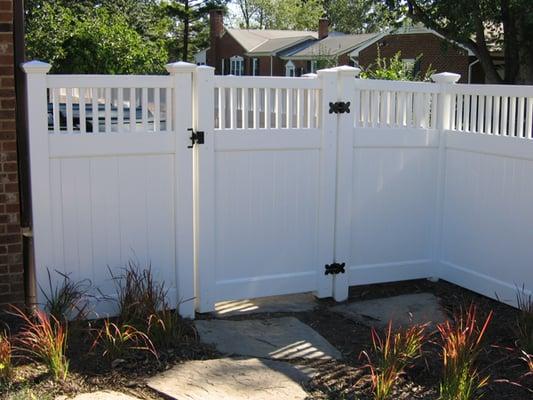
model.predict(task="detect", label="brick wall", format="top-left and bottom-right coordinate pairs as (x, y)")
top-left (358, 33), bottom-right (470, 83)
top-left (0, 0), bottom-right (23, 306)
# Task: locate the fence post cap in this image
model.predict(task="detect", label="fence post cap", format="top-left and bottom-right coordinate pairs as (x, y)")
top-left (196, 65), bottom-right (215, 74)
top-left (165, 61), bottom-right (197, 74)
top-left (21, 60), bottom-right (52, 74)
top-left (334, 65), bottom-right (361, 77)
top-left (431, 72), bottom-right (461, 84)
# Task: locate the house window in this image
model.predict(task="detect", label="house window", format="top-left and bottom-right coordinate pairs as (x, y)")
top-left (230, 56), bottom-right (244, 76)
top-left (252, 58), bottom-right (259, 76)
top-left (307, 60), bottom-right (317, 74)
top-left (285, 60), bottom-right (295, 77)
top-left (402, 58), bottom-right (416, 73)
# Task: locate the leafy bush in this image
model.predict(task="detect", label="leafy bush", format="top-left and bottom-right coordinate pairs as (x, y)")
top-left (91, 319), bottom-right (156, 361)
top-left (0, 331), bottom-right (12, 383)
top-left (362, 321), bottom-right (426, 400)
top-left (437, 305), bottom-right (493, 400)
top-left (110, 262), bottom-right (167, 328)
top-left (516, 286), bottom-right (533, 354)
top-left (360, 50), bottom-right (435, 82)
top-left (12, 307), bottom-right (69, 381)
top-left (41, 269), bottom-right (91, 322)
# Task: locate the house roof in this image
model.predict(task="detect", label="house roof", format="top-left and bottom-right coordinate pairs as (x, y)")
top-left (280, 32), bottom-right (378, 60)
top-left (226, 29), bottom-right (317, 55)
top-left (348, 25), bottom-right (475, 57)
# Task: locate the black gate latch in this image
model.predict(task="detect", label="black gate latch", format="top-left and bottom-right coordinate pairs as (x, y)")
top-left (187, 128), bottom-right (205, 148)
top-left (325, 262), bottom-right (346, 275)
top-left (329, 101), bottom-right (351, 114)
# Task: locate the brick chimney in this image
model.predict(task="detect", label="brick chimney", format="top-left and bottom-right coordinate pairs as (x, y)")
top-left (209, 9), bottom-right (224, 69)
top-left (319, 18), bottom-right (329, 40)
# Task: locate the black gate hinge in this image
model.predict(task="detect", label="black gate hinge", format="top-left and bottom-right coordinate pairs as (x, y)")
top-left (187, 128), bottom-right (205, 148)
top-left (325, 262), bottom-right (346, 275)
top-left (329, 101), bottom-right (351, 114)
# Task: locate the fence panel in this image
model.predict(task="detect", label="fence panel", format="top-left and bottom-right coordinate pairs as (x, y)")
top-left (24, 62), bottom-right (196, 318)
top-left (195, 69), bottom-right (337, 312)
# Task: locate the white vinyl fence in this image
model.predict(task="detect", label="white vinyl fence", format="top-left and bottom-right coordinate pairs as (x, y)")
top-left (23, 61), bottom-right (533, 318)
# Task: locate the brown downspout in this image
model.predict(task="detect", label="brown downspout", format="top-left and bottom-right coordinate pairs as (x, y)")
top-left (13, 0), bottom-right (37, 311)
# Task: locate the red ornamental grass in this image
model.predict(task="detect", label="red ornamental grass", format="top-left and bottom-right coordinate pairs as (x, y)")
top-left (12, 306), bottom-right (69, 381)
top-left (362, 321), bottom-right (426, 400)
top-left (92, 318), bottom-right (157, 361)
top-left (438, 304), bottom-right (493, 400)
top-left (0, 331), bottom-right (12, 382)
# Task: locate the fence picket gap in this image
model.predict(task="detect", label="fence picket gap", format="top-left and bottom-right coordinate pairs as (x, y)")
top-left (104, 87), bottom-right (111, 133)
top-left (79, 88), bottom-right (86, 134)
top-left (66, 88), bottom-right (73, 133)
top-left (526, 98), bottom-right (533, 139)
top-left (92, 88), bottom-right (99, 134)
top-left (509, 97), bottom-right (517, 136)
top-left (517, 97), bottom-right (525, 138)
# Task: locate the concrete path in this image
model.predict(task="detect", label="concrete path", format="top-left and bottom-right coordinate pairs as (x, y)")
top-left (213, 293), bottom-right (316, 317)
top-left (195, 317), bottom-right (341, 360)
top-left (331, 292), bottom-right (446, 328)
top-left (147, 357), bottom-right (315, 400)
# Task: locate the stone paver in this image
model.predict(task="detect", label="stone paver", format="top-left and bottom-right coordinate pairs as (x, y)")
top-left (331, 293), bottom-right (447, 328)
top-left (195, 317), bottom-right (341, 360)
top-left (61, 391), bottom-right (140, 400)
top-left (214, 293), bottom-right (316, 317)
top-left (147, 357), bottom-right (314, 400)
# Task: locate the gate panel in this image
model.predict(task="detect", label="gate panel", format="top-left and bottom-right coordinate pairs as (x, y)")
top-left (195, 68), bottom-right (337, 312)
top-left (24, 62), bottom-right (196, 318)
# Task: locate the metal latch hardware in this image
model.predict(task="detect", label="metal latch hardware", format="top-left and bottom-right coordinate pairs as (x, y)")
top-left (329, 101), bottom-right (351, 114)
top-left (325, 262), bottom-right (346, 275)
top-left (187, 128), bottom-right (204, 148)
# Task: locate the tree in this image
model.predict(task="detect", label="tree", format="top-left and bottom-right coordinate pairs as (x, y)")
top-left (234, 0), bottom-right (324, 30)
top-left (25, 2), bottom-right (169, 73)
top-left (324, 0), bottom-right (398, 34)
top-left (383, 0), bottom-right (533, 84)
top-left (162, 1), bottom-right (227, 62)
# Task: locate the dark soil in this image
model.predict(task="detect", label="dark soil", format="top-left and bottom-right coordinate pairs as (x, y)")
top-left (1, 279), bottom-right (532, 399)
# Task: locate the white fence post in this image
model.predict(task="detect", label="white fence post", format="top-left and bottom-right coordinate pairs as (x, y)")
top-left (333, 66), bottom-right (360, 302)
top-left (194, 66), bottom-right (216, 313)
top-left (431, 72), bottom-right (460, 281)
top-left (315, 68), bottom-right (338, 299)
top-left (22, 61), bottom-right (53, 306)
top-left (166, 61), bottom-right (197, 318)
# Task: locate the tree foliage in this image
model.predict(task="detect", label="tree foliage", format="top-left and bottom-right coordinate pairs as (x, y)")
top-left (25, 1), bottom-right (171, 73)
top-left (323, 0), bottom-right (399, 34)
top-left (234, 0), bottom-right (324, 30)
top-left (383, 0), bottom-right (533, 84)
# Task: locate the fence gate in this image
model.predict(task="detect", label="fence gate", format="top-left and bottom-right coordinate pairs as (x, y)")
top-left (24, 61), bottom-right (197, 318)
top-left (193, 67), bottom-right (358, 313)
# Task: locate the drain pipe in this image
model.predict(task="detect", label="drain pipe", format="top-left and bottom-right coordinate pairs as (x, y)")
top-left (14, 0), bottom-right (38, 312)
top-left (468, 59), bottom-right (479, 83)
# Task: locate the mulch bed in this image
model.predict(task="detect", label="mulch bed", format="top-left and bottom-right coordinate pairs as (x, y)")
top-left (1, 279), bottom-right (532, 399)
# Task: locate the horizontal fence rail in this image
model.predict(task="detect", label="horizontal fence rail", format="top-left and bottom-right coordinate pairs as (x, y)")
top-left (47, 75), bottom-right (174, 134)
top-left (213, 76), bottom-right (321, 130)
top-left (448, 83), bottom-right (533, 139)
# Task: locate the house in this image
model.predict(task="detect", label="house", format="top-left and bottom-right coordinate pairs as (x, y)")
top-left (199, 10), bottom-right (486, 83)
top-left (205, 9), bottom-right (317, 76)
